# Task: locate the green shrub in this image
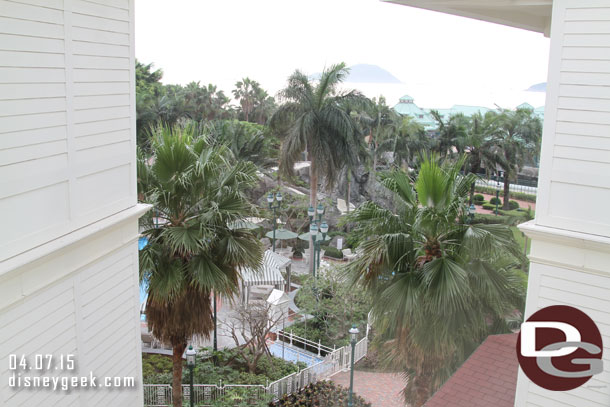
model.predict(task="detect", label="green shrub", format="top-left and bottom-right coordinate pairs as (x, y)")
top-left (489, 197), bottom-right (501, 205)
top-left (474, 186), bottom-right (536, 202)
top-left (142, 348), bottom-right (305, 386)
top-left (474, 200), bottom-right (488, 206)
top-left (269, 381), bottom-right (372, 407)
top-left (321, 245), bottom-right (343, 259)
top-left (482, 203), bottom-right (496, 211)
top-left (471, 213), bottom-right (508, 225)
top-left (473, 194), bottom-right (484, 202)
top-left (508, 200), bottom-right (520, 210)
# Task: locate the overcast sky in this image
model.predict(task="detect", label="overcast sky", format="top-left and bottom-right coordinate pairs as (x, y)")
top-left (135, 0), bottom-right (551, 110)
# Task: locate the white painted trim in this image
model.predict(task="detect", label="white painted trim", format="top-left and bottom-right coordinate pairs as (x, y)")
top-left (518, 220), bottom-right (610, 252)
top-left (534, 0), bottom-right (564, 231)
top-left (0, 203), bottom-right (151, 276)
top-left (381, 0), bottom-right (552, 34)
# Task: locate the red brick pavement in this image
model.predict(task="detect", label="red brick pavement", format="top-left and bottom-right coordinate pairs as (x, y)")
top-left (331, 370), bottom-right (407, 407)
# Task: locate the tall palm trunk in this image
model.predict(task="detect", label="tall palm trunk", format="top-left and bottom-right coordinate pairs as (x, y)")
top-left (468, 156), bottom-right (481, 205)
top-left (346, 170), bottom-right (351, 214)
top-left (503, 175), bottom-right (511, 210)
top-left (371, 114), bottom-right (380, 199)
top-left (309, 149), bottom-right (317, 275)
top-left (172, 342), bottom-right (187, 407)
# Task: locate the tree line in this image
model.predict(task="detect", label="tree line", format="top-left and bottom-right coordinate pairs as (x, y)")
top-left (136, 61), bottom-right (542, 407)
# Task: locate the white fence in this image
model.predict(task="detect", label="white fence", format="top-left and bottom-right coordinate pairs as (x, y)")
top-left (143, 332), bottom-right (368, 406)
top-left (474, 178), bottom-right (538, 195)
top-left (277, 329), bottom-right (334, 357)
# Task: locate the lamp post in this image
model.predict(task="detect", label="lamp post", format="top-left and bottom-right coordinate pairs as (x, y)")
top-left (318, 221), bottom-right (328, 268)
top-left (309, 223), bottom-right (318, 278)
top-left (468, 204), bottom-right (476, 223)
top-left (267, 192), bottom-right (283, 252)
top-left (348, 324), bottom-right (359, 407)
top-left (307, 204), bottom-right (329, 277)
top-left (213, 292), bottom-right (217, 353)
top-left (495, 177), bottom-right (501, 216)
top-left (186, 345), bottom-right (196, 407)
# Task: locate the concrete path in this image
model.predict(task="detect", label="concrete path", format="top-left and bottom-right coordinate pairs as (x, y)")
top-left (331, 370), bottom-right (407, 407)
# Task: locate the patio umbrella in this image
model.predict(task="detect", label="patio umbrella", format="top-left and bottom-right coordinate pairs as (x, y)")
top-left (265, 229), bottom-right (299, 240)
top-left (298, 232), bottom-right (331, 242)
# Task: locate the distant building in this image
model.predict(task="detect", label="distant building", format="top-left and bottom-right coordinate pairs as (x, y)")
top-left (392, 94), bottom-right (544, 130)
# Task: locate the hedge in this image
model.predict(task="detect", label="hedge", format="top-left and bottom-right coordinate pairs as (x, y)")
top-left (321, 245), bottom-right (343, 259)
top-left (473, 194), bottom-right (485, 202)
top-left (474, 185), bottom-right (536, 202)
top-left (508, 200), bottom-right (520, 210)
top-left (489, 197), bottom-right (501, 205)
top-left (482, 203), bottom-right (497, 211)
top-left (471, 213), bottom-right (510, 225)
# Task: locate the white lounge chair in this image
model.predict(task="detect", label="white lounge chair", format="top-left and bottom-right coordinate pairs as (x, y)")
top-left (342, 248), bottom-right (357, 261)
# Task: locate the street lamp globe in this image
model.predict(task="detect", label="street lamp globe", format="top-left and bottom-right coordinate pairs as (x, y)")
top-left (310, 223), bottom-right (318, 242)
top-left (276, 192), bottom-right (283, 202)
top-left (307, 206), bottom-right (315, 218)
top-left (349, 324), bottom-right (359, 343)
top-left (186, 345), bottom-right (196, 367)
top-left (267, 192), bottom-right (274, 205)
top-left (316, 203), bottom-right (324, 215)
top-left (320, 221), bottom-right (329, 235)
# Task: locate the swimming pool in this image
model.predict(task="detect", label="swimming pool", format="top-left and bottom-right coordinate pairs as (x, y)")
top-left (139, 237), bottom-right (149, 321)
top-left (267, 342), bottom-right (323, 367)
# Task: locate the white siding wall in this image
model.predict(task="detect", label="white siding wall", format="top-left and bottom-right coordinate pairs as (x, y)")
top-left (535, 0), bottom-right (610, 237)
top-left (0, 218), bottom-right (143, 406)
top-left (0, 0), bottom-right (137, 263)
top-left (515, 231), bottom-right (610, 406)
top-left (516, 0), bottom-right (610, 406)
top-left (0, 1), bottom-right (145, 405)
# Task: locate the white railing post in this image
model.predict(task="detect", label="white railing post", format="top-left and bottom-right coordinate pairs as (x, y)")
top-left (289, 329), bottom-right (293, 345)
top-left (317, 339), bottom-right (321, 356)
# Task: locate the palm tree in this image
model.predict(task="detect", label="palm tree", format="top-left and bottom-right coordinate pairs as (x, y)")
top-left (429, 110), bottom-right (469, 158)
top-left (354, 96), bottom-right (399, 196)
top-left (485, 108), bottom-right (542, 209)
top-left (461, 111), bottom-right (498, 204)
top-left (233, 78), bottom-right (258, 122)
top-left (138, 124), bottom-right (263, 407)
top-left (377, 115), bottom-right (429, 171)
top-left (269, 63), bottom-right (365, 273)
top-left (205, 120), bottom-right (277, 169)
top-left (344, 155), bottom-right (525, 406)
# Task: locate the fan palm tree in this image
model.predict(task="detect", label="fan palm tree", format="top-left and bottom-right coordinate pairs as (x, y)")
top-left (269, 63), bottom-right (365, 272)
top-left (138, 124), bottom-right (263, 407)
top-left (485, 108), bottom-right (542, 209)
top-left (233, 77), bottom-right (259, 122)
top-left (344, 155), bottom-right (526, 406)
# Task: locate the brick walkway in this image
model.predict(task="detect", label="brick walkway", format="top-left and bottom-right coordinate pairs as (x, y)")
top-left (331, 370), bottom-right (407, 407)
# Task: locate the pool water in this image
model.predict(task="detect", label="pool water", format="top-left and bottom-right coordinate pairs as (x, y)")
top-left (139, 237), bottom-right (149, 321)
top-left (138, 236), bottom-right (149, 250)
top-left (267, 342), bottom-right (323, 367)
